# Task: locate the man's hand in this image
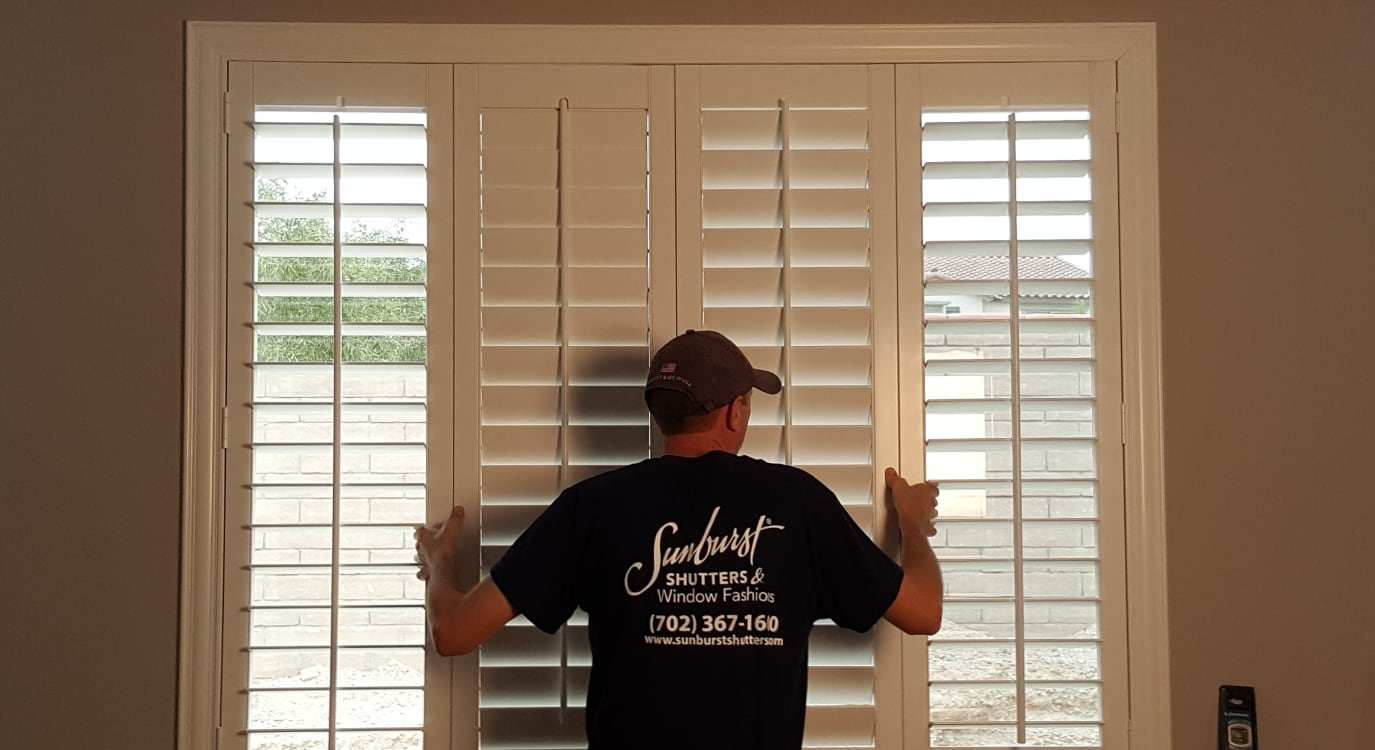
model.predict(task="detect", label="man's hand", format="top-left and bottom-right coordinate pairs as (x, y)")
top-left (414, 506), bottom-right (464, 582)
top-left (884, 467), bottom-right (939, 538)
top-left (882, 467), bottom-right (944, 635)
top-left (413, 505), bottom-right (517, 656)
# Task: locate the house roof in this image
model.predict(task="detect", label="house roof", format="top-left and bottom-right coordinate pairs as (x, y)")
top-left (922, 255), bottom-right (1089, 282)
top-left (923, 255), bottom-right (1090, 300)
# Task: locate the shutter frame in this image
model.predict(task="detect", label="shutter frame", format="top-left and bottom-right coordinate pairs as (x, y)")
top-left (191, 29), bottom-right (1160, 748)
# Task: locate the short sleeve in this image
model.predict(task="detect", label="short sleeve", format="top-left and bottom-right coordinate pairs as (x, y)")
top-left (489, 489), bottom-right (583, 634)
top-left (807, 485), bottom-right (903, 632)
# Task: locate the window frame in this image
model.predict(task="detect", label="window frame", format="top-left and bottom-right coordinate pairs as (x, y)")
top-left (182, 22), bottom-right (1166, 750)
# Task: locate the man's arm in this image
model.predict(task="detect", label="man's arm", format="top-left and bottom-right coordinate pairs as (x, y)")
top-left (882, 468), bottom-right (944, 635)
top-left (415, 506), bottom-right (518, 656)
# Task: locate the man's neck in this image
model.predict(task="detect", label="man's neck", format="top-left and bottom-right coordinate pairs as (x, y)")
top-left (662, 433), bottom-right (737, 458)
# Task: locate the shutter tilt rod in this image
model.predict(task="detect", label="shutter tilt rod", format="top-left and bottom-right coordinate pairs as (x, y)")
top-left (328, 111), bottom-right (344, 750)
top-left (779, 99), bottom-right (794, 466)
top-left (556, 98), bottom-right (572, 485)
top-left (1006, 112), bottom-right (1029, 744)
top-left (556, 97), bottom-right (572, 715)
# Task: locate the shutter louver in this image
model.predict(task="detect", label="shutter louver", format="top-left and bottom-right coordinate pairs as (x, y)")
top-left (475, 68), bottom-right (659, 750)
top-left (227, 68), bottom-right (439, 750)
top-left (920, 103), bottom-right (1108, 749)
top-left (689, 65), bottom-right (887, 750)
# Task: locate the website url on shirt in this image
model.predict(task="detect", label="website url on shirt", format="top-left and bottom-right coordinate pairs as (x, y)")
top-left (644, 634), bottom-right (784, 647)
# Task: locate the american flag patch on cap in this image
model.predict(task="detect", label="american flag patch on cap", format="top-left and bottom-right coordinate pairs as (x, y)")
top-left (660, 362), bottom-right (677, 373)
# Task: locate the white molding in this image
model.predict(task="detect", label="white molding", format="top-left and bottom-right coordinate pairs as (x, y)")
top-left (187, 22), bottom-right (1150, 65)
top-left (178, 21), bottom-right (228, 750)
top-left (181, 21), bottom-right (1166, 750)
top-left (1115, 27), bottom-right (1174, 750)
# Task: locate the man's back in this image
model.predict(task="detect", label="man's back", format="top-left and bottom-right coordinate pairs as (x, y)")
top-left (417, 330), bottom-right (941, 747)
top-left (490, 451), bottom-right (902, 749)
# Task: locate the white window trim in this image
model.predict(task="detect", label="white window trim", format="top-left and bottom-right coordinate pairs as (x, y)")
top-left (182, 21), bottom-right (1167, 750)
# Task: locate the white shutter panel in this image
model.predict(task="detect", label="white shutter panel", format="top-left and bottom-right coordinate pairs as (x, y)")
top-left (678, 65), bottom-right (900, 750)
top-left (224, 63), bottom-right (455, 750)
top-left (901, 63), bottom-right (1127, 749)
top-left (470, 65), bottom-right (675, 750)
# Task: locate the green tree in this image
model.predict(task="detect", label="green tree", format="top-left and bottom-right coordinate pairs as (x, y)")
top-left (255, 178), bottom-right (427, 363)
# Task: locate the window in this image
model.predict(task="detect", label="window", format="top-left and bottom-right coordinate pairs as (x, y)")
top-left (184, 24), bottom-right (1167, 750)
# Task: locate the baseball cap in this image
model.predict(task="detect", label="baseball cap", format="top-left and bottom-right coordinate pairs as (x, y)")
top-left (644, 330), bottom-right (782, 417)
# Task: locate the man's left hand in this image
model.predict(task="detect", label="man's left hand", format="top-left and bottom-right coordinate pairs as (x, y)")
top-left (414, 506), bottom-right (464, 581)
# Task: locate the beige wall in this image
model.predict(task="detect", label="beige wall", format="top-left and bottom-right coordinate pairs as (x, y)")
top-left (3, 0), bottom-right (1372, 748)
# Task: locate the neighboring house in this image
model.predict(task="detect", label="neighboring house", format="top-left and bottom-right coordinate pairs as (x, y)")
top-left (924, 255), bottom-right (1091, 316)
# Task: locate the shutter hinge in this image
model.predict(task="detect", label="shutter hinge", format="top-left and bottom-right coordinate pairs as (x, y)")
top-left (223, 90), bottom-right (231, 136)
top-left (1121, 400), bottom-right (1128, 446)
top-left (221, 406), bottom-right (229, 450)
top-left (1114, 90), bottom-right (1123, 134)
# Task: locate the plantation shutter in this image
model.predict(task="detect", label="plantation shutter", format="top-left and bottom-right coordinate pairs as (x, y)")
top-left (223, 63), bottom-right (456, 750)
top-left (214, 56), bottom-right (1138, 750)
top-left (675, 65), bottom-right (903, 750)
top-left (898, 63), bottom-right (1128, 749)
top-left (462, 65), bottom-right (677, 749)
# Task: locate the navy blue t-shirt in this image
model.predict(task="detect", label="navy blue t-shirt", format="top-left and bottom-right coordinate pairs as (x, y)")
top-left (489, 451), bottom-right (903, 749)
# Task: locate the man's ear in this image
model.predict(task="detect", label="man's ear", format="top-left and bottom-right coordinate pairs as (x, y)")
top-left (726, 394), bottom-right (748, 432)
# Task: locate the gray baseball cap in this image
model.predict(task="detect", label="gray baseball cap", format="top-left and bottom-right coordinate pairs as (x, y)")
top-left (644, 330), bottom-right (782, 416)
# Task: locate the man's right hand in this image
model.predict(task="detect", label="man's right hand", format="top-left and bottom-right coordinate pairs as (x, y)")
top-left (413, 505), bottom-right (519, 657)
top-left (884, 467), bottom-right (939, 538)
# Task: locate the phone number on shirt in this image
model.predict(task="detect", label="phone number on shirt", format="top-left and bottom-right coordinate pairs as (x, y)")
top-left (648, 613), bottom-right (781, 635)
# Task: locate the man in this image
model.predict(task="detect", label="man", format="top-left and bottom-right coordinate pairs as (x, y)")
top-left (415, 329), bottom-right (942, 748)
